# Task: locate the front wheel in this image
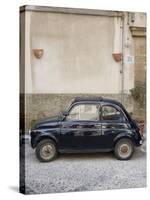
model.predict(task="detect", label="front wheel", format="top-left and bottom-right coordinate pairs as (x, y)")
top-left (114, 138), bottom-right (134, 160)
top-left (36, 139), bottom-right (57, 162)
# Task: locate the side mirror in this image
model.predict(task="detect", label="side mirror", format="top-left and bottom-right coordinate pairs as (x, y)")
top-left (62, 111), bottom-right (68, 116)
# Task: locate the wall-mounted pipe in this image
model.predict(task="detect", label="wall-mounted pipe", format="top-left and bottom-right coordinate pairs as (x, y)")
top-left (121, 13), bottom-right (125, 104)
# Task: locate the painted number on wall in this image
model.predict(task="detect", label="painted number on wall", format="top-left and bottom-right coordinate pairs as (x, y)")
top-left (125, 55), bottom-right (134, 64)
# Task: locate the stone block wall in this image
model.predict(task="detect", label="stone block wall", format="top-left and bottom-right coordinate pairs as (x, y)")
top-left (21, 93), bottom-right (143, 130)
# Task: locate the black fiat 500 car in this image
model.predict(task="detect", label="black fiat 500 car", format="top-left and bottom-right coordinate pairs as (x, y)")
top-left (30, 97), bottom-right (143, 162)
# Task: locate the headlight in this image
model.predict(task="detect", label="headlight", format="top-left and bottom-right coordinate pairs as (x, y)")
top-left (139, 140), bottom-right (143, 145)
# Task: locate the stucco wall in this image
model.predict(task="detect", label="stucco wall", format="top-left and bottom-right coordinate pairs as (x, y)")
top-left (25, 10), bottom-right (123, 94)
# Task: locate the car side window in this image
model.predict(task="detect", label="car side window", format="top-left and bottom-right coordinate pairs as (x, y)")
top-left (66, 104), bottom-right (99, 121)
top-left (101, 105), bottom-right (125, 122)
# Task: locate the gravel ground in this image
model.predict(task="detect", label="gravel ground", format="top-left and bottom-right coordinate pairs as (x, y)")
top-left (24, 141), bottom-right (146, 194)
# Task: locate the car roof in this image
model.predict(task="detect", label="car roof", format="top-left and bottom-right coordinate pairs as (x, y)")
top-left (74, 97), bottom-right (103, 102)
top-left (72, 97), bottom-right (122, 106)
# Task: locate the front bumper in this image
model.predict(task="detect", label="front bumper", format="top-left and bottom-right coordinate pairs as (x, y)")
top-left (138, 136), bottom-right (144, 146)
top-left (30, 129), bottom-right (39, 148)
top-left (139, 139), bottom-right (143, 145)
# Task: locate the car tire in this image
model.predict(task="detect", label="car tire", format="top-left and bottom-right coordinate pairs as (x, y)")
top-left (114, 138), bottom-right (134, 160)
top-left (36, 139), bottom-right (57, 162)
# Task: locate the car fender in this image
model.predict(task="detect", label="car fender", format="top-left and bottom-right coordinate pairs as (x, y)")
top-left (113, 132), bottom-right (134, 147)
top-left (32, 131), bottom-right (59, 148)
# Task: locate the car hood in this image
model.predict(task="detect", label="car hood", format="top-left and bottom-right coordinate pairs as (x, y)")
top-left (33, 115), bottom-right (61, 129)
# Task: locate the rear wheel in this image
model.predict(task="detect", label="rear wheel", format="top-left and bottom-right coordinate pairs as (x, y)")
top-left (36, 139), bottom-right (57, 162)
top-left (114, 138), bottom-right (134, 160)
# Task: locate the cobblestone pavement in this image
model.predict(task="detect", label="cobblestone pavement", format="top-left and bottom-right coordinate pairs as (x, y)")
top-left (24, 141), bottom-right (146, 194)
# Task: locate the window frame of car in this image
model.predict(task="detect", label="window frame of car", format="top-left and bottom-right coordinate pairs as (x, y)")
top-left (100, 103), bottom-right (127, 123)
top-left (64, 102), bottom-right (101, 122)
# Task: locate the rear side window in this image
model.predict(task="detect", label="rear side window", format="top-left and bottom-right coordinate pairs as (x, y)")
top-left (101, 105), bottom-right (125, 122)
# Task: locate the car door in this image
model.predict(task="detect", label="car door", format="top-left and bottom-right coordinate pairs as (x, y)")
top-left (59, 103), bottom-right (102, 151)
top-left (100, 103), bottom-right (130, 149)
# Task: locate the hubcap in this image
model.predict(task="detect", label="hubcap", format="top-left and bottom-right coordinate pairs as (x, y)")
top-left (118, 143), bottom-right (131, 158)
top-left (40, 144), bottom-right (55, 160)
top-left (120, 145), bottom-right (129, 153)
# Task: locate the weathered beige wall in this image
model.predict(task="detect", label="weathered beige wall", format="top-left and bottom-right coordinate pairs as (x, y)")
top-left (132, 12), bottom-right (146, 27)
top-left (25, 11), bottom-right (123, 94)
